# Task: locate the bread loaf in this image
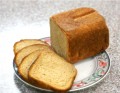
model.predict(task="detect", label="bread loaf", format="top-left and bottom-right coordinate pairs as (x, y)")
top-left (28, 50), bottom-right (77, 92)
top-left (50, 7), bottom-right (109, 63)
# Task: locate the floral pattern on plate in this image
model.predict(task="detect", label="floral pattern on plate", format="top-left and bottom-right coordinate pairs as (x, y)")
top-left (72, 52), bottom-right (110, 90)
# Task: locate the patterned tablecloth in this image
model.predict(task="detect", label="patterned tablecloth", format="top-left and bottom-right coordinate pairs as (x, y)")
top-left (0, 0), bottom-right (119, 93)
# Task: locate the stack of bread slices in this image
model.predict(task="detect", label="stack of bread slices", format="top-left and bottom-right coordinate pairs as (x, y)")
top-left (13, 39), bottom-right (77, 92)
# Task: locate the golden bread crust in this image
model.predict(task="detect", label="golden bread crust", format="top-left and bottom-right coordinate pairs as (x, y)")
top-left (14, 39), bottom-right (48, 54)
top-left (50, 7), bottom-right (109, 63)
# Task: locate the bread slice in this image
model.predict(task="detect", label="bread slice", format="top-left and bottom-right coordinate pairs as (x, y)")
top-left (14, 39), bottom-right (48, 54)
top-left (14, 44), bottom-right (50, 66)
top-left (28, 50), bottom-right (77, 92)
top-left (18, 46), bottom-right (52, 82)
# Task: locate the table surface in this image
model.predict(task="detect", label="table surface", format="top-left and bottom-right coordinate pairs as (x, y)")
top-left (0, 0), bottom-right (120, 93)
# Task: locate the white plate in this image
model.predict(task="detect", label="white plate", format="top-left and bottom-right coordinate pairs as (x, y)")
top-left (13, 37), bottom-right (111, 92)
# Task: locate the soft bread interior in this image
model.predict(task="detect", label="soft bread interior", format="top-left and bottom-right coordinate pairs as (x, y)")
top-left (14, 44), bottom-right (49, 66)
top-left (18, 46), bottom-right (52, 81)
top-left (50, 19), bottom-right (68, 60)
top-left (29, 51), bottom-right (77, 91)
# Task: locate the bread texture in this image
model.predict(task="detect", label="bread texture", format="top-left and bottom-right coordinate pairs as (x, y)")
top-left (28, 50), bottom-right (77, 92)
top-left (50, 7), bottom-right (109, 63)
top-left (14, 44), bottom-right (50, 66)
top-left (14, 39), bottom-right (48, 54)
top-left (18, 46), bottom-right (52, 82)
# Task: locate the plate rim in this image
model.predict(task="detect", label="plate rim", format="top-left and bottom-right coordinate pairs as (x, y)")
top-left (13, 37), bottom-right (111, 92)
top-left (69, 51), bottom-right (111, 92)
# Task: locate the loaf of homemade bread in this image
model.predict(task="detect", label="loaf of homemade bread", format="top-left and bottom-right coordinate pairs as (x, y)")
top-left (28, 50), bottom-right (77, 92)
top-left (50, 7), bottom-right (109, 63)
top-left (14, 44), bottom-right (50, 66)
top-left (18, 45), bottom-right (52, 82)
top-left (14, 39), bottom-right (48, 54)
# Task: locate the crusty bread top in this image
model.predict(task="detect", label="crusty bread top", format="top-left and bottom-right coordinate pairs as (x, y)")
top-left (29, 51), bottom-right (77, 91)
top-left (18, 47), bottom-right (52, 81)
top-left (14, 44), bottom-right (51, 67)
top-left (50, 7), bottom-right (106, 31)
top-left (50, 7), bottom-right (109, 63)
top-left (14, 39), bottom-right (48, 54)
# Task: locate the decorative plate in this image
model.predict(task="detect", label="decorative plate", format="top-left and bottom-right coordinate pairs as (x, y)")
top-left (13, 37), bottom-right (110, 92)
